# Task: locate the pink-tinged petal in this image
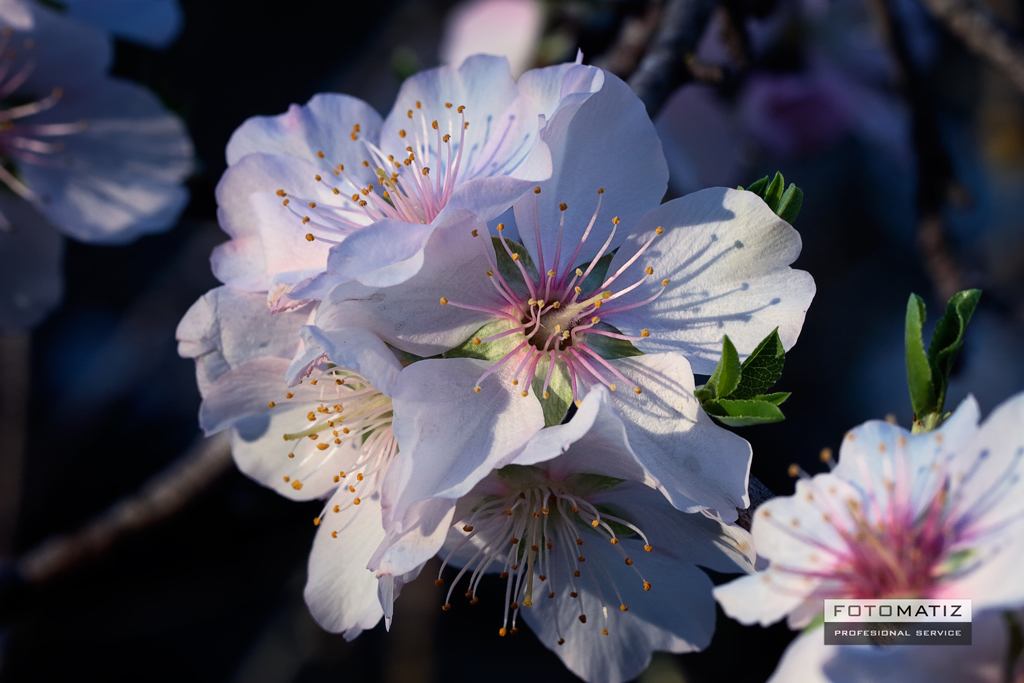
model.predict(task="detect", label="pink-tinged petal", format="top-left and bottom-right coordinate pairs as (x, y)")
top-left (212, 153), bottom-right (356, 292)
top-left (607, 187), bottom-right (815, 374)
top-left (385, 357), bottom-right (544, 530)
top-left (304, 488), bottom-right (386, 639)
top-left (515, 69), bottom-right (668, 276)
top-left (176, 285), bottom-right (313, 390)
top-left (522, 547), bottom-right (715, 683)
top-left (714, 570), bottom-right (812, 628)
top-left (309, 222), bottom-right (495, 357)
top-left (439, 0), bottom-right (544, 78)
top-left (583, 353), bottom-right (752, 520)
top-left (226, 93), bottom-right (384, 175)
top-left (0, 195), bottom-right (63, 332)
top-left (286, 325), bottom-right (403, 397)
top-left (61, 0), bottom-right (183, 49)
top-left (22, 78), bottom-right (192, 244)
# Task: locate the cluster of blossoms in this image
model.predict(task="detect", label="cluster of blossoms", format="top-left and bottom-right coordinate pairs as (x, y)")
top-left (0, 0), bottom-right (192, 331)
top-left (177, 53), bottom-right (823, 681)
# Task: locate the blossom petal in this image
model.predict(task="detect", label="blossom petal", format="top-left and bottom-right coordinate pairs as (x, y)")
top-left (369, 497), bottom-right (457, 577)
top-left (226, 93), bottom-right (384, 172)
top-left (581, 353), bottom-right (752, 519)
top-left (176, 285), bottom-right (312, 390)
top-left (211, 153), bottom-right (353, 292)
top-left (197, 357), bottom-right (320, 435)
top-left (522, 545), bottom-right (715, 683)
top-left (304, 488), bottom-right (386, 639)
top-left (230, 406), bottom-right (359, 502)
top-left (310, 222), bottom-right (494, 356)
top-left (0, 196), bottom-right (63, 332)
top-left (515, 69), bottom-right (668, 276)
top-left (439, 0), bottom-right (544, 79)
top-left (607, 187), bottom-right (815, 373)
top-left (61, 0), bottom-right (183, 49)
top-left (286, 325), bottom-right (403, 397)
top-left (23, 78), bottom-right (192, 243)
top-left (714, 569), bottom-right (813, 628)
top-left (14, 1), bottom-right (111, 92)
top-left (765, 631), bottom-right (835, 683)
top-left (319, 219), bottom-right (437, 288)
top-left (385, 357), bottom-right (544, 530)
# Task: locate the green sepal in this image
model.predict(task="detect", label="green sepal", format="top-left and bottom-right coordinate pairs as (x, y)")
top-left (531, 356), bottom-right (573, 427)
top-left (703, 398), bottom-right (786, 426)
top-left (740, 176), bottom-right (770, 195)
top-left (730, 328), bottom-right (785, 399)
top-left (705, 334), bottom-right (742, 400)
top-left (576, 254), bottom-right (614, 295)
top-left (741, 172), bottom-right (803, 223)
top-left (762, 172), bottom-right (785, 213)
top-left (563, 474), bottom-right (625, 497)
top-left (445, 319), bottom-right (522, 361)
top-left (493, 236), bottom-right (537, 297)
top-left (583, 323), bottom-right (644, 360)
top-left (777, 184), bottom-right (803, 223)
top-left (803, 613), bottom-right (825, 633)
top-left (756, 391), bottom-right (791, 405)
top-left (905, 293), bottom-right (937, 420)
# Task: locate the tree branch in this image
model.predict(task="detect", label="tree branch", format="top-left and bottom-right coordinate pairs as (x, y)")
top-left (919, 0), bottom-right (1024, 96)
top-left (16, 432), bottom-right (232, 584)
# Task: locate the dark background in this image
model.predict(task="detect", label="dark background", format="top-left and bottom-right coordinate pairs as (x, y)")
top-left (2, 0), bottom-right (1023, 681)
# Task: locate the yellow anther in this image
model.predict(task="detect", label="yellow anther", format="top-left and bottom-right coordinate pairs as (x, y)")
top-left (609, 384), bottom-right (617, 391)
top-left (591, 520), bottom-right (599, 527)
top-left (602, 628), bottom-right (609, 636)
top-left (286, 392), bottom-right (294, 398)
top-left (416, 101), bottom-right (422, 108)
top-left (422, 168), bottom-right (430, 176)
top-left (472, 338), bottom-right (481, 345)
top-left (353, 497), bottom-right (361, 505)
top-left (407, 109), bottom-right (413, 118)
top-left (486, 269), bottom-right (494, 276)
top-left (473, 386), bottom-right (481, 393)
top-left (305, 233), bottom-right (315, 241)
top-left (362, 160), bottom-right (369, 167)
top-left (458, 105), bottom-right (465, 113)
top-left (267, 401), bottom-right (276, 408)
top-left (547, 269), bottom-right (556, 277)
top-left (559, 202), bottom-right (567, 211)
top-left (662, 279), bottom-right (670, 287)
top-left (302, 216), bottom-right (310, 224)
top-left (542, 392), bottom-right (549, 399)
top-left (276, 189), bottom-right (286, 197)
top-left (282, 199), bottom-right (289, 206)
top-left (471, 229), bottom-right (479, 237)
top-left (533, 186), bottom-right (541, 194)
top-left (308, 202), bottom-right (316, 208)
top-left (440, 297), bottom-right (449, 305)
top-left (350, 131), bottom-right (357, 140)
top-left (645, 266), bottom-right (653, 275)
top-left (399, 129), bottom-right (406, 137)
top-left (574, 286), bottom-right (582, 294)
top-left (820, 447), bottom-right (833, 463)
top-left (634, 387), bottom-right (642, 394)
top-left (644, 544), bottom-right (653, 552)
top-left (331, 531), bottom-right (338, 538)
top-left (512, 253), bottom-right (520, 261)
top-left (575, 268), bottom-right (583, 277)
top-left (292, 480), bottom-right (303, 490)
top-left (788, 464), bottom-right (800, 478)
top-left (520, 390), bottom-right (528, 397)
top-left (317, 443), bottom-right (328, 451)
top-left (443, 134), bottom-right (451, 142)
top-left (591, 316), bottom-right (600, 324)
top-left (313, 517), bottom-right (321, 526)
top-left (612, 216), bottom-right (620, 224)
top-left (332, 188), bottom-right (340, 195)
top-left (641, 328), bottom-right (650, 337)
top-left (317, 150), bottom-right (325, 158)
top-left (432, 120), bottom-right (438, 130)
top-left (496, 223), bottom-right (505, 231)
top-left (624, 557), bottom-right (633, 565)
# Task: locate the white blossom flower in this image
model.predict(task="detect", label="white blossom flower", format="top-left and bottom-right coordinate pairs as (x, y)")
top-left (368, 386), bottom-right (755, 683)
top-left (303, 68), bottom-right (813, 533)
top-left (0, 0), bottom-right (192, 330)
top-left (212, 54), bottom-right (609, 308)
top-left (177, 287), bottom-right (410, 638)
top-left (440, 0), bottom-right (544, 79)
top-left (715, 392), bottom-right (1024, 682)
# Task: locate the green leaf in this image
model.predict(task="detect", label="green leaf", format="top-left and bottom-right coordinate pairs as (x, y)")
top-left (756, 391), bottom-right (791, 405)
top-left (703, 398), bottom-right (786, 426)
top-left (706, 335), bottom-right (742, 399)
top-left (730, 328), bottom-right (785, 399)
top-left (445, 319), bottom-right (523, 361)
top-left (905, 293), bottom-right (937, 420)
top-left (694, 385), bottom-right (714, 403)
top-left (927, 289), bottom-right (981, 410)
top-left (803, 613), bottom-right (825, 633)
top-left (564, 474), bottom-right (625, 497)
top-left (777, 184), bottom-right (803, 223)
top-left (532, 356), bottom-right (573, 427)
top-left (576, 254), bottom-right (614, 295)
top-left (762, 172), bottom-right (785, 213)
top-left (741, 176), bottom-right (770, 195)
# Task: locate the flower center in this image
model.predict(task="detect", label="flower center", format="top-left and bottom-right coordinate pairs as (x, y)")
top-left (435, 474), bottom-right (653, 642)
top-left (442, 188), bottom-right (666, 404)
top-left (267, 366), bottom-right (396, 530)
top-left (275, 101), bottom-right (473, 245)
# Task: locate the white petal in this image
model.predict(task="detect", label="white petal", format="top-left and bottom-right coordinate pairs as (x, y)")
top-left (197, 357), bottom-right (320, 435)
top-left (319, 219), bottom-right (436, 288)
top-left (286, 325), bottom-right (403, 397)
top-left (62, 0), bottom-right (183, 49)
top-left (370, 498), bottom-right (457, 577)
top-left (522, 544), bottom-right (715, 683)
top-left (766, 631), bottom-right (836, 683)
top-left (311, 221), bottom-right (495, 356)
top-left (385, 357), bottom-right (544, 530)
top-left (16, 1), bottom-right (111, 92)
top-left (714, 570), bottom-right (812, 627)
top-left (226, 93), bottom-right (384, 173)
top-left (607, 187), bottom-right (815, 374)
top-left (590, 353), bottom-right (752, 520)
top-left (515, 69), bottom-right (668, 277)
top-left (304, 488), bottom-right (386, 638)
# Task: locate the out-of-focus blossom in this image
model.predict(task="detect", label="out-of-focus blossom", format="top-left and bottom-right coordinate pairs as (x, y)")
top-left (54, 0), bottom-right (183, 49)
top-left (308, 69), bottom-right (813, 534)
top-left (440, 0), bottom-right (544, 79)
top-left (214, 54), bottom-right (576, 308)
top-left (715, 393), bottom-right (1024, 682)
top-left (0, 194), bottom-right (60, 329)
top-left (368, 387), bottom-right (755, 683)
top-left (0, 0), bottom-right (192, 331)
top-left (177, 287), bottom-right (411, 638)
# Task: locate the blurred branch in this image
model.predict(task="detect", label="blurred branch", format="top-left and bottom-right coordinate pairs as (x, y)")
top-left (627, 0), bottom-right (720, 115)
top-left (16, 432), bottom-right (232, 584)
top-left (872, 0), bottom-right (968, 302)
top-left (0, 334), bottom-right (29, 557)
top-left (918, 0), bottom-right (1024, 95)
